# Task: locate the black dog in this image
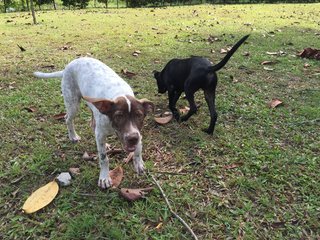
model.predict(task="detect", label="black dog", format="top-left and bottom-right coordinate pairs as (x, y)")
top-left (153, 35), bottom-right (249, 134)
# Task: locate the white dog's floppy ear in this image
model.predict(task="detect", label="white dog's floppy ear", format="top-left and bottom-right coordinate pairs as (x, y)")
top-left (83, 96), bottom-right (114, 115)
top-left (139, 99), bottom-right (155, 114)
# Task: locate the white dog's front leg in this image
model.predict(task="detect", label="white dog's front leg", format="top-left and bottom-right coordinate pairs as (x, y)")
top-left (133, 140), bottom-right (145, 175)
top-left (98, 153), bottom-right (112, 189)
top-left (95, 131), bottom-right (112, 189)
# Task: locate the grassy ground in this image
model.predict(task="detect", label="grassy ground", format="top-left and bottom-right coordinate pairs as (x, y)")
top-left (1, 4), bottom-right (319, 239)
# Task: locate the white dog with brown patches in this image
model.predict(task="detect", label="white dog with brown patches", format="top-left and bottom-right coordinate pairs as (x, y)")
top-left (34, 57), bottom-right (154, 189)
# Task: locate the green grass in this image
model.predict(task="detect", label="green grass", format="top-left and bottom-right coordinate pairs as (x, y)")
top-left (1, 4), bottom-right (320, 239)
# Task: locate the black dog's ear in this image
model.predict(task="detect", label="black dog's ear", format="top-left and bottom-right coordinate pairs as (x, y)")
top-left (153, 70), bottom-right (160, 79)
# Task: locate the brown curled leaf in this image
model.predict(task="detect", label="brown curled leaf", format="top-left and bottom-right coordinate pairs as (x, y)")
top-left (53, 112), bottom-right (66, 120)
top-left (109, 166), bottom-right (124, 188)
top-left (154, 114), bottom-right (173, 125)
top-left (269, 99), bottom-right (283, 109)
top-left (120, 187), bottom-right (153, 201)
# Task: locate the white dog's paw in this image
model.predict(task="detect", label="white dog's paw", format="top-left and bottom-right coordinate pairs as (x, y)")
top-left (69, 134), bottom-right (81, 143)
top-left (134, 161), bottom-right (145, 175)
top-left (98, 177), bottom-right (112, 189)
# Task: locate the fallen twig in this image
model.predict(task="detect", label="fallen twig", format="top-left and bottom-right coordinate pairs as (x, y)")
top-left (77, 192), bottom-right (101, 197)
top-left (148, 172), bottom-right (199, 240)
top-left (107, 148), bottom-right (123, 155)
top-left (123, 152), bottom-right (134, 164)
top-left (152, 171), bottom-right (188, 176)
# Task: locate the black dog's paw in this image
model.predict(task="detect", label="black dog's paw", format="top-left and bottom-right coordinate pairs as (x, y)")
top-left (180, 115), bottom-right (188, 122)
top-left (202, 128), bottom-right (214, 135)
top-left (173, 112), bottom-right (180, 121)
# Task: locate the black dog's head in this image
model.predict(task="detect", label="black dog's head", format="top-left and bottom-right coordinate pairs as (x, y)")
top-left (153, 70), bottom-right (167, 94)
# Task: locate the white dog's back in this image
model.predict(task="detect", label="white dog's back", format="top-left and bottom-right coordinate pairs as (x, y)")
top-left (34, 57), bottom-right (134, 100)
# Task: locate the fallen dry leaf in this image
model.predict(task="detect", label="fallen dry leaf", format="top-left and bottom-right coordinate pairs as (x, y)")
top-left (82, 151), bottom-right (96, 161)
top-left (220, 48), bottom-right (228, 54)
top-left (224, 162), bottom-right (243, 169)
top-left (121, 69), bottom-right (137, 78)
top-left (207, 35), bottom-right (220, 43)
top-left (69, 167), bottom-right (80, 176)
top-left (269, 99), bottom-right (283, 108)
top-left (132, 50), bottom-right (141, 57)
top-left (23, 107), bottom-right (36, 112)
top-left (261, 61), bottom-right (276, 65)
top-left (60, 45), bottom-right (72, 51)
top-left (120, 187), bottom-right (153, 201)
top-left (154, 114), bottom-right (173, 125)
top-left (298, 48), bottom-right (320, 60)
top-left (263, 67), bottom-right (274, 71)
top-left (266, 51), bottom-right (286, 56)
top-left (109, 166), bottom-right (124, 188)
top-left (155, 222), bottom-right (163, 231)
top-left (22, 180), bottom-right (59, 214)
top-left (53, 112), bottom-right (66, 120)
top-left (266, 51), bottom-right (278, 55)
top-left (179, 106), bottom-right (190, 114)
top-left (8, 81), bottom-right (16, 90)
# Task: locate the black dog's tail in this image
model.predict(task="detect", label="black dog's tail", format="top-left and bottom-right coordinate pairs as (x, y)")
top-left (209, 34), bottom-right (249, 72)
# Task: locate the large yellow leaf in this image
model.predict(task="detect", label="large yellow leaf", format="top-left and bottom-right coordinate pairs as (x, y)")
top-left (22, 180), bottom-right (59, 214)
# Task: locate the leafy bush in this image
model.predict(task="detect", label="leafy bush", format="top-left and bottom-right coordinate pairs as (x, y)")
top-left (61, 0), bottom-right (90, 8)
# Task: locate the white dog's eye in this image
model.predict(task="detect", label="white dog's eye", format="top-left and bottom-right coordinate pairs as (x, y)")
top-left (135, 111), bottom-right (144, 120)
top-left (113, 111), bottom-right (124, 122)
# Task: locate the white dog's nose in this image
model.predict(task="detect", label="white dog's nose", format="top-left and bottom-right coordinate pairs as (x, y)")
top-left (125, 132), bottom-right (139, 146)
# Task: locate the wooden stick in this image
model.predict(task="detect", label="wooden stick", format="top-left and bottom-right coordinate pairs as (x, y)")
top-left (152, 171), bottom-right (187, 176)
top-left (148, 172), bottom-right (199, 240)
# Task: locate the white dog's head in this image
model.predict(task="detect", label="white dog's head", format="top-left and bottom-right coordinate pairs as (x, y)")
top-left (85, 95), bottom-right (154, 152)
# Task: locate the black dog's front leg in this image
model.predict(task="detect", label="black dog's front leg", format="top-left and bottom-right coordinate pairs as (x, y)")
top-left (168, 89), bottom-right (182, 121)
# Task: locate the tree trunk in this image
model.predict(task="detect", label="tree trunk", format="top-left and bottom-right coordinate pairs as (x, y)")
top-left (4, 0), bottom-right (7, 13)
top-left (53, 0), bottom-right (57, 10)
top-left (117, 0), bottom-right (119, 8)
top-left (26, 0), bottom-right (30, 11)
top-left (30, 0), bottom-right (37, 24)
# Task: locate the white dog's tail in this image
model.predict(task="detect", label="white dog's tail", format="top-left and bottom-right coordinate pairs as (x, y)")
top-left (33, 71), bottom-right (64, 79)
